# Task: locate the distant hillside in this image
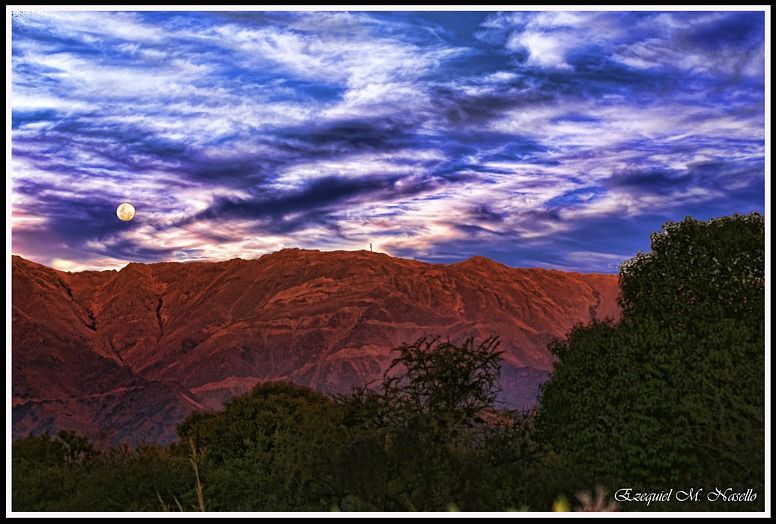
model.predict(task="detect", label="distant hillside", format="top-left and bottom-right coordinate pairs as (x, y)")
top-left (12, 250), bottom-right (619, 444)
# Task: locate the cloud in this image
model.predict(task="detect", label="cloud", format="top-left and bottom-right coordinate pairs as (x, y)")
top-left (10, 10), bottom-right (765, 272)
top-left (482, 11), bottom-right (765, 79)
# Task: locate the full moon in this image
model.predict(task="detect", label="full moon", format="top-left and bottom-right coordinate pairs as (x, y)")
top-left (116, 202), bottom-right (136, 222)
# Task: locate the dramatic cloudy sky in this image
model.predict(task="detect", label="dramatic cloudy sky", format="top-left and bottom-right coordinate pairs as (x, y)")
top-left (11, 10), bottom-right (765, 272)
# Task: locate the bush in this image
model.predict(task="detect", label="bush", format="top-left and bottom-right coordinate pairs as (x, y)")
top-left (178, 382), bottom-right (349, 511)
top-left (12, 433), bottom-right (195, 511)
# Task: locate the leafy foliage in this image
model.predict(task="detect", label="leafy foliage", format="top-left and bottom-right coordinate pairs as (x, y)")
top-left (336, 336), bottom-right (514, 510)
top-left (178, 382), bottom-right (349, 511)
top-left (12, 432), bottom-right (196, 511)
top-left (537, 212), bottom-right (764, 510)
top-left (13, 339), bottom-right (538, 512)
top-left (381, 336), bottom-right (502, 445)
top-left (619, 213), bottom-right (764, 323)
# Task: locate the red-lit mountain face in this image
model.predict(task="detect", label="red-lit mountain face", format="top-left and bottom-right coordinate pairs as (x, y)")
top-left (12, 250), bottom-right (620, 445)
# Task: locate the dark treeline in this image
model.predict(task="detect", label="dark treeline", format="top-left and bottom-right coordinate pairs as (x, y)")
top-left (12, 213), bottom-right (764, 512)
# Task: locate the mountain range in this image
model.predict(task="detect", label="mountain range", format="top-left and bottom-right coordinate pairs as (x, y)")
top-left (12, 250), bottom-right (620, 445)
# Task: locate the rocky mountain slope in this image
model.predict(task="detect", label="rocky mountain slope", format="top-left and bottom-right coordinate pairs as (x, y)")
top-left (12, 249), bottom-right (620, 444)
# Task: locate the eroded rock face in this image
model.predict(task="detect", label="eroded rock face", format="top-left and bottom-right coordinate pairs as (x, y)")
top-left (12, 249), bottom-right (620, 445)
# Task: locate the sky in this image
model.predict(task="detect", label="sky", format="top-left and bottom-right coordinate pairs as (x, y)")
top-left (10, 10), bottom-right (765, 273)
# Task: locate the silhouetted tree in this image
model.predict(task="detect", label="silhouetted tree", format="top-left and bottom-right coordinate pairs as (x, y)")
top-left (382, 336), bottom-right (503, 443)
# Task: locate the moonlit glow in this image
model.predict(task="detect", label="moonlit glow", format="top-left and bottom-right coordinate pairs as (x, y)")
top-left (116, 202), bottom-right (136, 222)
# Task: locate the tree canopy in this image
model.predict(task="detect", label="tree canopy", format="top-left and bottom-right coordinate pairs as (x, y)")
top-left (537, 213), bottom-right (764, 509)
